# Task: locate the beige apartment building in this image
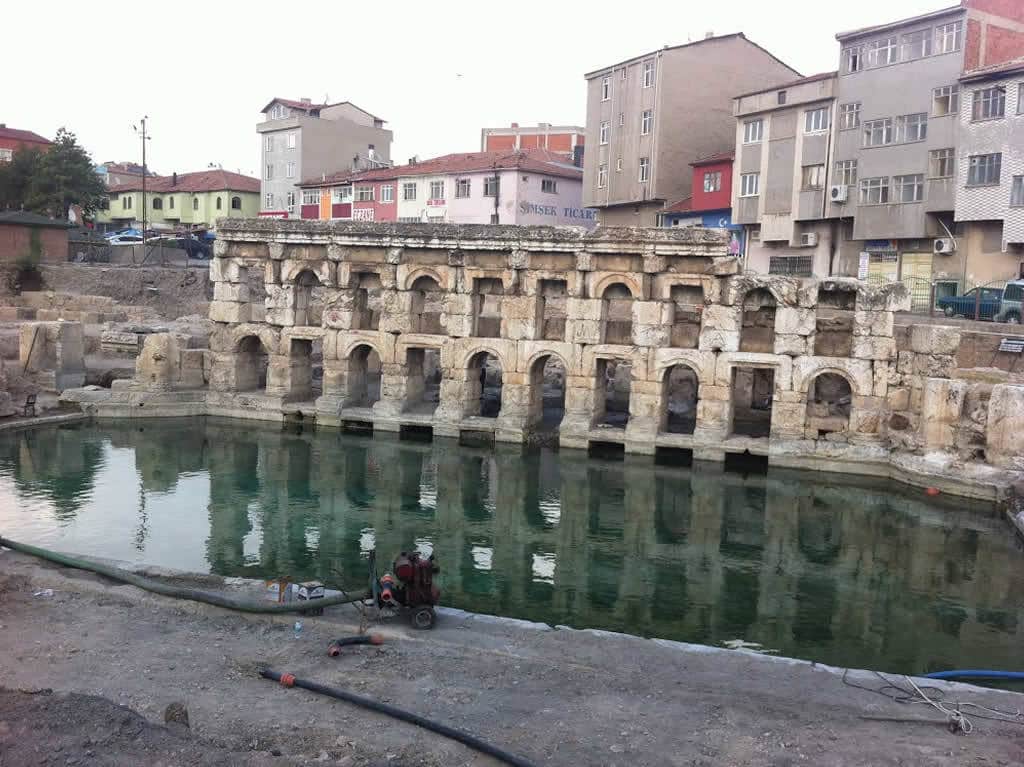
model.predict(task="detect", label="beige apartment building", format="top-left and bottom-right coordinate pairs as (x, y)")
top-left (582, 34), bottom-right (800, 227)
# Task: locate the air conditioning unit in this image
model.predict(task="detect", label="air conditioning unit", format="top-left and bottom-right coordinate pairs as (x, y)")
top-left (933, 238), bottom-right (957, 254)
top-left (829, 184), bottom-right (848, 204)
top-left (800, 232), bottom-right (819, 247)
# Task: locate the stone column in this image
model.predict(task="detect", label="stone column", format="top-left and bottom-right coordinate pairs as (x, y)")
top-left (559, 374), bottom-right (599, 450)
top-left (920, 378), bottom-right (967, 451)
top-left (209, 258), bottom-right (251, 324)
top-left (987, 384), bottom-right (1024, 470)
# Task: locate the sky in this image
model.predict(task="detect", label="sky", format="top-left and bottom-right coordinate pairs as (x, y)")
top-left (3, 0), bottom-right (947, 179)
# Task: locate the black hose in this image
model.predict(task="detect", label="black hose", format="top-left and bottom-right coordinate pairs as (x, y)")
top-left (0, 535), bottom-right (366, 614)
top-left (327, 634), bottom-right (383, 656)
top-left (260, 669), bottom-right (538, 767)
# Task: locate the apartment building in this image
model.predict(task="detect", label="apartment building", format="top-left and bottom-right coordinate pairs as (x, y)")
top-left (94, 161), bottom-right (153, 188)
top-left (954, 59), bottom-right (1024, 281)
top-left (256, 97), bottom-right (392, 219)
top-left (296, 150), bottom-right (595, 227)
top-left (732, 73), bottom-right (839, 277)
top-left (661, 151), bottom-right (745, 257)
top-left (582, 34), bottom-right (800, 227)
top-left (481, 123), bottom-right (585, 162)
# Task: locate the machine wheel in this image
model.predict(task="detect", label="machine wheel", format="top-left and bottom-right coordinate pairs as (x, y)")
top-left (411, 606), bottom-right (436, 630)
top-left (1007, 313), bottom-right (1021, 325)
top-left (943, 305), bottom-right (956, 317)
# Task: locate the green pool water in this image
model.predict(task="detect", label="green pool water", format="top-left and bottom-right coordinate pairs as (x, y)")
top-left (1, 418), bottom-right (1022, 676)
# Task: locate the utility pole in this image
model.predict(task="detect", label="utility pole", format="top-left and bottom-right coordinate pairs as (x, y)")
top-left (134, 117), bottom-right (151, 244)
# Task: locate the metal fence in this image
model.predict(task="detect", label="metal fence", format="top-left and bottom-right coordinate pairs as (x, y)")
top-left (68, 240), bottom-right (193, 267)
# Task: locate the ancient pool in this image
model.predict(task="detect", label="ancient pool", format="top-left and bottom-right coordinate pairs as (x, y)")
top-left (1, 418), bottom-right (1022, 675)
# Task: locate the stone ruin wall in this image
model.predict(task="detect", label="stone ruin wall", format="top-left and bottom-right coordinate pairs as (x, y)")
top-left (112, 219), bottom-right (1024, 493)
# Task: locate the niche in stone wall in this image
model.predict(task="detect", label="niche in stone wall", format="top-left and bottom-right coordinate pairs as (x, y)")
top-left (739, 289), bottom-right (776, 353)
top-left (467, 351), bottom-right (503, 418)
top-left (669, 284), bottom-right (704, 349)
top-left (234, 335), bottom-right (269, 392)
top-left (731, 366), bottom-right (774, 438)
top-left (346, 344), bottom-right (382, 407)
top-left (405, 348), bottom-right (442, 414)
top-left (814, 285), bottom-right (856, 357)
top-left (473, 278), bottom-right (505, 338)
top-left (805, 372), bottom-right (852, 439)
top-left (596, 358), bottom-right (631, 428)
top-left (410, 276), bottom-right (444, 334)
top-left (539, 280), bottom-right (568, 341)
top-left (293, 270), bottom-right (322, 327)
top-left (352, 272), bottom-right (382, 331)
top-left (528, 354), bottom-right (566, 431)
top-left (662, 364), bottom-right (699, 434)
top-left (602, 283), bottom-right (634, 345)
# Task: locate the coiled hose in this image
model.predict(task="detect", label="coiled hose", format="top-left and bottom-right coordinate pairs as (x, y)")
top-left (0, 535), bottom-right (365, 614)
top-left (260, 669), bottom-right (537, 767)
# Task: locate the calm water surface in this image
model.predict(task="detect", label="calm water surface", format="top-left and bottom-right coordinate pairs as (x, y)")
top-left (1, 418), bottom-right (1022, 675)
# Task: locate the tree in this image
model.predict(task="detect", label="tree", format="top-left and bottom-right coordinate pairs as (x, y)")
top-left (0, 128), bottom-right (106, 218)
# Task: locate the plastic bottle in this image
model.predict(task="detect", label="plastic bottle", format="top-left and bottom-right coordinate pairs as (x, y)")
top-left (293, 620), bottom-right (303, 639)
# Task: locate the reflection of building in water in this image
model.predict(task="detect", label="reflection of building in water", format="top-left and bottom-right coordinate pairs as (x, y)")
top-left (1, 419), bottom-right (1022, 672)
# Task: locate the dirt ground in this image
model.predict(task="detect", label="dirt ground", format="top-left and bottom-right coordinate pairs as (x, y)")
top-left (0, 550), bottom-right (1022, 766)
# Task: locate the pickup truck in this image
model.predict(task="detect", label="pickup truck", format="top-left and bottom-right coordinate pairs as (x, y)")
top-left (936, 287), bottom-right (1003, 320)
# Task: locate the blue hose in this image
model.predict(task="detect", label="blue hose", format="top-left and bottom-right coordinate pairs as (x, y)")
top-left (924, 670), bottom-right (1024, 681)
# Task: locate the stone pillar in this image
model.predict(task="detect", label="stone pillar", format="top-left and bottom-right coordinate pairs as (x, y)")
top-left (624, 377), bottom-right (659, 454)
top-left (772, 307), bottom-right (815, 357)
top-left (697, 305), bottom-right (740, 352)
top-left (986, 384), bottom-right (1024, 470)
top-left (264, 284), bottom-right (295, 327)
top-left (19, 321), bottom-right (85, 392)
top-left (559, 374), bottom-right (599, 450)
top-left (442, 293), bottom-right (473, 338)
top-left (630, 301), bottom-right (670, 348)
top-left (372, 362), bottom-right (411, 419)
top-left (495, 370), bottom-right (529, 442)
top-left (134, 333), bottom-right (182, 391)
top-left (266, 340), bottom-right (313, 402)
top-left (209, 258), bottom-right (251, 324)
top-left (920, 377), bottom-right (967, 451)
top-left (565, 298), bottom-right (602, 345)
top-left (692, 381), bottom-right (730, 457)
top-left (378, 289), bottom-right (413, 335)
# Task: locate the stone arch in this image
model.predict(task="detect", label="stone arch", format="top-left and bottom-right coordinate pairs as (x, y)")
top-left (231, 324), bottom-right (279, 356)
top-left (340, 336), bottom-right (387, 363)
top-left (281, 260), bottom-right (331, 286)
top-left (410, 274), bottom-right (444, 334)
top-left (595, 355), bottom-right (632, 428)
top-left (601, 281), bottom-right (635, 345)
top-left (593, 273), bottom-right (641, 300)
top-left (739, 288), bottom-right (777, 353)
top-left (525, 347), bottom-right (571, 375)
top-left (292, 268), bottom-right (322, 327)
top-left (466, 350), bottom-right (503, 418)
top-left (457, 343), bottom-right (513, 376)
top-left (804, 371), bottom-right (853, 439)
top-left (793, 363), bottom-right (869, 398)
top-left (404, 267), bottom-right (447, 292)
top-left (527, 353), bottom-right (567, 431)
top-left (345, 343), bottom-right (382, 407)
top-left (233, 334), bottom-right (270, 392)
top-left (661, 363), bottom-right (699, 435)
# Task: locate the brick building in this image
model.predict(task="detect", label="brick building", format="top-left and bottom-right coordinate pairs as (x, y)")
top-left (0, 124), bottom-right (51, 162)
top-left (481, 123), bottom-right (584, 161)
top-left (0, 211), bottom-right (71, 264)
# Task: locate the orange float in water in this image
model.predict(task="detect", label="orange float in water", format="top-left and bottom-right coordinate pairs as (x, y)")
top-left (925, 487), bottom-right (941, 496)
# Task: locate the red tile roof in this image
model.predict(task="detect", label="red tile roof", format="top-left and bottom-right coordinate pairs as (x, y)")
top-left (299, 150), bottom-right (583, 188)
top-left (664, 196), bottom-right (693, 214)
top-left (691, 151), bottom-right (734, 166)
top-left (0, 126), bottom-right (51, 145)
top-left (108, 169), bottom-right (260, 194)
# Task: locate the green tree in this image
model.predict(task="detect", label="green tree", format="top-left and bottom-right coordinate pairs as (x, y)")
top-left (0, 127), bottom-right (106, 218)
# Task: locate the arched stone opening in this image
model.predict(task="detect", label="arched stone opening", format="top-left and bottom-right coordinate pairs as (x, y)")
top-left (528, 354), bottom-right (566, 431)
top-left (662, 364), bottom-right (699, 434)
top-left (473, 278), bottom-right (505, 338)
top-left (596, 358), bottom-right (631, 428)
top-left (467, 351), bottom-right (503, 418)
top-left (404, 347), bottom-right (441, 414)
top-left (602, 283), bottom-right (634, 345)
top-left (283, 338), bottom-right (316, 402)
top-left (805, 372), bottom-right (852, 439)
top-left (294, 269), bottom-right (322, 327)
top-left (234, 335), bottom-right (269, 392)
top-left (353, 272), bottom-right (382, 331)
top-left (669, 285), bottom-right (703, 349)
top-left (739, 288), bottom-right (776, 353)
top-left (346, 344), bottom-right (382, 407)
top-left (410, 275), bottom-right (444, 334)
top-left (815, 285), bottom-right (856, 357)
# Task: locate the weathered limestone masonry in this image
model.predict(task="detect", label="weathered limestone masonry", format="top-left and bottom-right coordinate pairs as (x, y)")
top-left (84, 219), bottom-right (1024, 500)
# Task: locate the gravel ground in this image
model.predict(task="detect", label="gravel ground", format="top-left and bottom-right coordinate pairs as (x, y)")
top-left (0, 549), bottom-right (1023, 766)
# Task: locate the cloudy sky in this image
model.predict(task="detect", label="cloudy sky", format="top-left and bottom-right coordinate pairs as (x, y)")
top-left (4, 0), bottom-right (944, 178)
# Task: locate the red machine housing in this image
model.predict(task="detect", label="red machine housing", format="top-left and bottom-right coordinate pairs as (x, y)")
top-left (391, 551), bottom-right (440, 608)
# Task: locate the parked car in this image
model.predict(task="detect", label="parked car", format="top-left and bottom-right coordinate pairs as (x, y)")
top-left (106, 234), bottom-right (143, 245)
top-left (995, 280), bottom-right (1023, 324)
top-left (104, 228), bottom-right (142, 240)
top-left (936, 287), bottom-right (1003, 320)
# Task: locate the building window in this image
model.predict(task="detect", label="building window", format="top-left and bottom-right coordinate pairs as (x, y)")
top-left (355, 185), bottom-right (374, 202)
top-left (900, 29), bottom-right (932, 61)
top-left (967, 153), bottom-right (1002, 186)
top-left (895, 113), bottom-right (927, 142)
top-left (429, 180), bottom-right (445, 200)
top-left (1011, 176), bottom-right (1024, 207)
top-left (601, 76), bottom-right (611, 101)
top-left (844, 46), bottom-right (862, 73)
top-left (287, 132), bottom-right (296, 149)
top-left (640, 109), bottom-right (653, 135)
top-left (972, 87), bottom-right (1006, 120)
top-left (0, 148), bottom-right (12, 162)
top-left (928, 148), bottom-right (955, 178)
top-left (265, 163), bottom-right (273, 180)
top-left (703, 171), bottom-right (721, 193)
top-left (455, 178), bottom-right (471, 198)
top-left (863, 118), bottom-right (893, 147)
top-left (484, 176), bottom-right (500, 196)
top-left (835, 159), bottom-right (857, 187)
top-left (769, 256), bottom-right (813, 277)
top-left (490, 213), bottom-right (500, 224)
top-left (777, 90), bottom-right (787, 105)
top-left (286, 161), bottom-right (295, 178)
top-left (381, 184), bottom-right (394, 203)
top-left (192, 197), bottom-right (199, 211)
top-left (302, 189), bottom-right (321, 205)
top-left (286, 192), bottom-right (296, 213)
top-left (268, 104), bottom-right (290, 120)
top-left (402, 182), bottom-right (417, 201)
top-left (265, 136), bottom-right (274, 152)
top-left (740, 173), bottom-right (759, 197)
top-left (1019, 84), bottom-right (1024, 114)
top-left (597, 164), bottom-right (608, 189)
top-left (615, 158), bottom-right (623, 172)
top-left (638, 157), bottom-right (650, 183)
top-left (743, 119), bottom-right (763, 143)
top-left (599, 121), bottom-right (609, 145)
top-left (932, 85), bottom-right (960, 116)
top-left (168, 196), bottom-right (174, 209)
top-left (333, 186), bottom-right (352, 203)
top-left (801, 164), bottom-right (826, 190)
top-left (934, 21), bottom-right (963, 54)
top-left (642, 60), bottom-right (654, 88)
top-left (859, 176), bottom-right (890, 205)
top-left (216, 197), bottom-right (222, 210)
top-left (618, 112), bottom-right (624, 126)
top-left (231, 196), bottom-right (241, 210)
top-left (839, 102), bottom-right (861, 129)
top-left (123, 196), bottom-right (132, 210)
top-left (804, 107), bottom-right (830, 133)
top-left (893, 174), bottom-right (924, 203)
top-left (152, 197), bottom-right (162, 210)
top-left (541, 178), bottom-right (558, 193)
top-left (265, 193), bottom-right (274, 208)
top-left (867, 36), bottom-right (898, 67)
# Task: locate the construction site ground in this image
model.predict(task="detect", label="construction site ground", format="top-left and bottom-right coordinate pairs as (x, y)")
top-left (0, 549), bottom-right (1022, 766)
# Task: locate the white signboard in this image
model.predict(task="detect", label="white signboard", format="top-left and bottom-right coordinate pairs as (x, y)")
top-left (858, 252), bottom-right (869, 280)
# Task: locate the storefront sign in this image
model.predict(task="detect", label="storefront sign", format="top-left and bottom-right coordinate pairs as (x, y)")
top-left (519, 201), bottom-right (598, 221)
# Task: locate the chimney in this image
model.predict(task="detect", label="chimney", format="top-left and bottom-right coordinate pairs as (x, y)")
top-left (300, 97), bottom-right (311, 104)
top-left (511, 122), bottom-right (519, 128)
top-left (172, 172), bottom-right (178, 186)
top-left (705, 30), bottom-right (714, 39)
top-left (408, 156), bottom-right (417, 165)
top-left (0, 123), bottom-right (5, 129)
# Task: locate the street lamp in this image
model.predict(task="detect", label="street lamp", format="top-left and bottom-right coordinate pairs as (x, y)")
top-left (132, 117), bottom-right (151, 244)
